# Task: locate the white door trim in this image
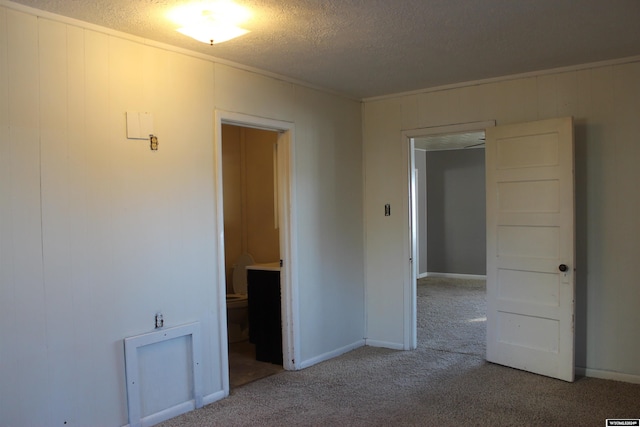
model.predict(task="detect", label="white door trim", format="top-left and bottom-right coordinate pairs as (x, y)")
top-left (402, 121), bottom-right (495, 350)
top-left (214, 111), bottom-right (299, 396)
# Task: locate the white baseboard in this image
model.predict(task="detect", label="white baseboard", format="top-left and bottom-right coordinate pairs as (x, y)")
top-left (122, 401), bottom-right (195, 427)
top-left (576, 367), bottom-right (640, 384)
top-left (121, 390), bottom-right (227, 427)
top-left (141, 401), bottom-right (195, 427)
top-left (297, 339), bottom-right (366, 369)
top-left (364, 339), bottom-right (405, 350)
top-left (425, 272), bottom-right (487, 280)
top-left (417, 272), bottom-right (429, 279)
top-left (202, 390), bottom-right (226, 406)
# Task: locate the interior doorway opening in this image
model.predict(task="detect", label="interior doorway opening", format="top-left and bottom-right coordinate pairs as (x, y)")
top-left (214, 111), bottom-right (298, 395)
top-left (404, 121), bottom-right (494, 350)
top-left (221, 124), bottom-right (284, 388)
top-left (414, 132), bottom-right (487, 280)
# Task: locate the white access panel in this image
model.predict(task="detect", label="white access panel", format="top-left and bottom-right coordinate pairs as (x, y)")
top-left (124, 322), bottom-right (203, 427)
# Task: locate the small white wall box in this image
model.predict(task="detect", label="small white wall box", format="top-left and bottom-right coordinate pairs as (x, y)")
top-left (126, 112), bottom-right (154, 139)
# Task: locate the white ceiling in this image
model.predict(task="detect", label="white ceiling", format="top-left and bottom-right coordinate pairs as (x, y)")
top-left (414, 131), bottom-right (485, 151)
top-left (7, 0), bottom-right (640, 99)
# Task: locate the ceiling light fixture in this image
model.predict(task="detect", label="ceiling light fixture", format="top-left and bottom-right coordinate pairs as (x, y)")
top-left (168, 1), bottom-right (251, 45)
top-left (177, 22), bottom-right (249, 45)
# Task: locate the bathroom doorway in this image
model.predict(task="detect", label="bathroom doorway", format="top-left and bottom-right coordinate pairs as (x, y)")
top-left (214, 111), bottom-right (298, 394)
top-left (221, 124), bottom-right (283, 388)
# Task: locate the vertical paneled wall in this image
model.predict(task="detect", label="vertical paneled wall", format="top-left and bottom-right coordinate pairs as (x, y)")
top-left (1, 8), bottom-right (47, 425)
top-left (0, 4), bottom-right (364, 426)
top-left (291, 85), bottom-right (365, 361)
top-left (1, 8), bottom-right (219, 425)
top-left (363, 60), bottom-right (640, 379)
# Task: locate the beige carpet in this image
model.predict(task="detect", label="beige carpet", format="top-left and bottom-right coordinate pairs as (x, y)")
top-left (159, 277), bottom-right (640, 426)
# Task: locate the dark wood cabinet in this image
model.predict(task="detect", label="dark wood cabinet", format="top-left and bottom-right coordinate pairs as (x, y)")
top-left (247, 269), bottom-right (282, 365)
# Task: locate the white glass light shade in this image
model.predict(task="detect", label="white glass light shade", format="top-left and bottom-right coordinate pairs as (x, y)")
top-left (169, 1), bottom-right (251, 44)
top-left (177, 23), bottom-right (249, 44)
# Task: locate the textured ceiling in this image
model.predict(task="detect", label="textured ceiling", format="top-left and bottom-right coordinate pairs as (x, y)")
top-left (8, 0), bottom-right (640, 99)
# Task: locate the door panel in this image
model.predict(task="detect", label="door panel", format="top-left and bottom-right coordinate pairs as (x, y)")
top-left (486, 117), bottom-right (575, 382)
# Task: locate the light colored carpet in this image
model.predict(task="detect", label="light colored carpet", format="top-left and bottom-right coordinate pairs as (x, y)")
top-left (417, 276), bottom-right (485, 356)
top-left (159, 277), bottom-right (640, 426)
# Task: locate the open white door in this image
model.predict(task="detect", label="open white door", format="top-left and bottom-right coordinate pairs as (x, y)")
top-left (485, 117), bottom-right (575, 382)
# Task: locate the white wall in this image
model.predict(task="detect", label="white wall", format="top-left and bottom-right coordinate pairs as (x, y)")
top-left (291, 85), bottom-right (365, 361)
top-left (0, 5), bottom-right (364, 426)
top-left (364, 59), bottom-right (640, 380)
top-left (425, 148), bottom-right (485, 275)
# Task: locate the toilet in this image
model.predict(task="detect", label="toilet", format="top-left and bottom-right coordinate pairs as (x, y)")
top-left (226, 253), bottom-right (254, 343)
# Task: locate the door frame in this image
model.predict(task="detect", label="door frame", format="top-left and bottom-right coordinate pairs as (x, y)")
top-left (402, 121), bottom-right (495, 350)
top-left (214, 110), bottom-right (299, 395)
